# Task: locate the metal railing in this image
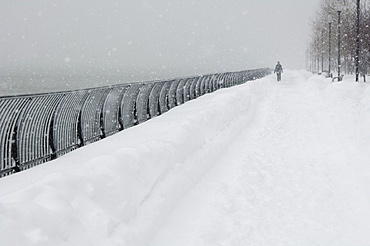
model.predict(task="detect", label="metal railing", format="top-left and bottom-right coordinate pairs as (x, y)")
top-left (0, 68), bottom-right (270, 177)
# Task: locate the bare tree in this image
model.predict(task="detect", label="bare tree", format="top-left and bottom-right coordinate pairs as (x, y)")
top-left (308, 0), bottom-right (370, 78)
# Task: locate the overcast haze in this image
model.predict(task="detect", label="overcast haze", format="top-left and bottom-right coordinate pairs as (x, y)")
top-left (0, 0), bottom-right (320, 83)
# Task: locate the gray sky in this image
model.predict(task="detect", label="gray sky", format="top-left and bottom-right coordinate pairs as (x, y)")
top-left (0, 0), bottom-right (320, 81)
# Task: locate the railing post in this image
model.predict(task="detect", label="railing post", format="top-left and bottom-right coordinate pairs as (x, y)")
top-left (10, 124), bottom-right (20, 173)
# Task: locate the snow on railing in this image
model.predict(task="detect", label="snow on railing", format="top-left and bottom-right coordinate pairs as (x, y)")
top-left (0, 68), bottom-right (270, 177)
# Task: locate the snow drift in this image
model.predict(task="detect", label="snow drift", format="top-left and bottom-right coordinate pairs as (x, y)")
top-left (1, 70), bottom-right (370, 245)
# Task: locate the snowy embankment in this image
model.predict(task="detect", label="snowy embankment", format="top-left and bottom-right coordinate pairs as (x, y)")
top-left (0, 74), bottom-right (265, 245)
top-left (1, 70), bottom-right (370, 245)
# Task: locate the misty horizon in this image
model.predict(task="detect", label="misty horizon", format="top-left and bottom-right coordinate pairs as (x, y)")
top-left (0, 0), bottom-right (320, 95)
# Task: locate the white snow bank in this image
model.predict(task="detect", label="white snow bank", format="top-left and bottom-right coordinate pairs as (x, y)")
top-left (1, 70), bottom-right (370, 245)
top-left (320, 76), bottom-right (370, 204)
top-left (0, 76), bottom-right (268, 245)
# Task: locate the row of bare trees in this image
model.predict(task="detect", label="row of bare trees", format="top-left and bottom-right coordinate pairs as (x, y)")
top-left (307, 0), bottom-right (370, 80)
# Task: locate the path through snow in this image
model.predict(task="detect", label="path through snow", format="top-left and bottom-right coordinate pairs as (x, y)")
top-left (149, 71), bottom-right (370, 245)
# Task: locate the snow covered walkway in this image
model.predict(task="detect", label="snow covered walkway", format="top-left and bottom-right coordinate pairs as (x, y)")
top-left (1, 70), bottom-right (370, 245)
top-left (150, 71), bottom-right (370, 245)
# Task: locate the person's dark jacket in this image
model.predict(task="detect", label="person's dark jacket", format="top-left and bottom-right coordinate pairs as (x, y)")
top-left (274, 63), bottom-right (283, 73)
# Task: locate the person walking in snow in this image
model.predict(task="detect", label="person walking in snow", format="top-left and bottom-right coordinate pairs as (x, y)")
top-left (274, 61), bottom-right (283, 81)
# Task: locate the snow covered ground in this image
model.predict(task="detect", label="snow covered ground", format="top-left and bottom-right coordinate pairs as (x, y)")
top-left (1, 70), bottom-right (370, 245)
